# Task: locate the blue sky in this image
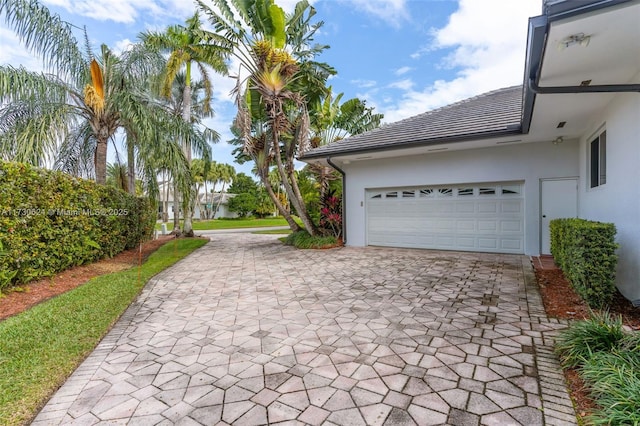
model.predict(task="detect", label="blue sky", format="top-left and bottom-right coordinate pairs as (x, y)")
top-left (0, 0), bottom-right (541, 177)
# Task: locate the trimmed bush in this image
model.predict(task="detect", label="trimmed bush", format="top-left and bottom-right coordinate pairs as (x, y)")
top-left (0, 161), bottom-right (154, 291)
top-left (549, 218), bottom-right (618, 308)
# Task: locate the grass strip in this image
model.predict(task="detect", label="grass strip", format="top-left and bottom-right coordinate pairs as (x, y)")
top-left (0, 237), bottom-right (207, 426)
top-left (156, 217), bottom-right (296, 231)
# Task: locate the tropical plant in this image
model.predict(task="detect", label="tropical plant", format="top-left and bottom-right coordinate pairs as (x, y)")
top-left (283, 230), bottom-right (338, 249)
top-left (141, 13), bottom-right (228, 236)
top-left (198, 0), bottom-right (335, 235)
top-left (582, 348), bottom-right (640, 425)
top-left (106, 163), bottom-right (130, 193)
top-left (0, 0), bottom-right (195, 188)
top-left (319, 187), bottom-right (342, 239)
top-left (309, 88), bottom-right (382, 200)
top-left (555, 310), bottom-right (626, 369)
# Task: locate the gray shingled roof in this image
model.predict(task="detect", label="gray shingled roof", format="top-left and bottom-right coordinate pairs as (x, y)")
top-left (301, 85), bottom-right (524, 159)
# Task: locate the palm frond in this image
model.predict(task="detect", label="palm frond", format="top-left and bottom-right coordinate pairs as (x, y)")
top-left (0, 0), bottom-right (86, 83)
top-left (0, 98), bottom-right (78, 165)
top-left (53, 121), bottom-right (95, 178)
top-left (0, 65), bottom-right (70, 104)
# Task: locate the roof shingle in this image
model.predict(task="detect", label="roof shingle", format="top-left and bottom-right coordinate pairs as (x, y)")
top-left (301, 85), bottom-right (523, 159)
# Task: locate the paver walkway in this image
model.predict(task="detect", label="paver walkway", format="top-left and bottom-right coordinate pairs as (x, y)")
top-left (34, 234), bottom-right (576, 425)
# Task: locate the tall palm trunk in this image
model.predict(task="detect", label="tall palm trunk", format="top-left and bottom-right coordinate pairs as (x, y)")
top-left (162, 170), bottom-right (169, 222)
top-left (260, 171), bottom-right (301, 232)
top-left (203, 180), bottom-right (209, 219)
top-left (173, 179), bottom-right (181, 234)
top-left (95, 138), bottom-right (108, 185)
top-left (319, 166), bottom-right (331, 202)
top-left (127, 139), bottom-right (136, 195)
top-left (271, 127), bottom-right (317, 235)
top-left (181, 80), bottom-right (195, 237)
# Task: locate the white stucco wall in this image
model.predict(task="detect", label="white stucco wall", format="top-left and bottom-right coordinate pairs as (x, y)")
top-left (342, 140), bottom-right (579, 256)
top-left (578, 92), bottom-right (640, 304)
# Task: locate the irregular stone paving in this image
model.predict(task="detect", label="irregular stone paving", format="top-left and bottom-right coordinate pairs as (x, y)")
top-left (34, 234), bottom-right (577, 425)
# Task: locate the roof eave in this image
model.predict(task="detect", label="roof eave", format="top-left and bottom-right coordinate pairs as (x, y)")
top-left (543, 0), bottom-right (633, 21)
top-left (299, 128), bottom-right (523, 161)
top-left (521, 0), bottom-right (636, 133)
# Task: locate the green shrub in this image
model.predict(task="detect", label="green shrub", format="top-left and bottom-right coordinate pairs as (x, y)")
top-left (581, 347), bottom-right (640, 425)
top-left (555, 311), bottom-right (625, 368)
top-left (549, 218), bottom-right (618, 308)
top-left (0, 161), bottom-right (154, 291)
top-left (283, 230), bottom-right (339, 249)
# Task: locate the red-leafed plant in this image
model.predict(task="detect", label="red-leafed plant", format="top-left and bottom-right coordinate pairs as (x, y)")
top-left (319, 188), bottom-right (342, 239)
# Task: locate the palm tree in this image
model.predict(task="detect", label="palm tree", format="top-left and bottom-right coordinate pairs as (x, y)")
top-left (198, 0), bottom-right (335, 235)
top-left (106, 162), bottom-right (130, 192)
top-left (0, 0), bottom-right (189, 186)
top-left (148, 72), bottom-right (217, 232)
top-left (140, 13), bottom-right (228, 237)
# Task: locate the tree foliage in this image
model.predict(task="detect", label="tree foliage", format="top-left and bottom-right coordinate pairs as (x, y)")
top-left (0, 0), bottom-right (200, 189)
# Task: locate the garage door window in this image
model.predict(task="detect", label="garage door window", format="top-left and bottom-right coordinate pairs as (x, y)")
top-left (502, 185), bottom-right (520, 195)
top-left (479, 187), bottom-right (496, 195)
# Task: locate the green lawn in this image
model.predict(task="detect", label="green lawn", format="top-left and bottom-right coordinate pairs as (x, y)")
top-left (0, 238), bottom-right (207, 426)
top-left (156, 217), bottom-right (294, 231)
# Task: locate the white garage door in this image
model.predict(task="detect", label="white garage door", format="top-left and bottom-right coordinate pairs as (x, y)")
top-left (366, 182), bottom-right (524, 254)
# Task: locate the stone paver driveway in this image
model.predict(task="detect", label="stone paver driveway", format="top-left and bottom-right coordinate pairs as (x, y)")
top-left (34, 234), bottom-right (576, 425)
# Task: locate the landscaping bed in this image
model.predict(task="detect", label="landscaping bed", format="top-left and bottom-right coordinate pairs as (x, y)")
top-left (0, 235), bottom-right (173, 321)
top-left (533, 261), bottom-right (640, 423)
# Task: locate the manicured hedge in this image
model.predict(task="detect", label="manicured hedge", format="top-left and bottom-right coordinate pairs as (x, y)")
top-left (0, 162), bottom-right (155, 291)
top-left (550, 218), bottom-right (618, 308)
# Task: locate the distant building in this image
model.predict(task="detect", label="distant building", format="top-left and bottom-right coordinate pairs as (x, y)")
top-left (157, 182), bottom-right (237, 220)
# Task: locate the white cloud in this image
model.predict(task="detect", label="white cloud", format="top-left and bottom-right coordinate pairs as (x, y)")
top-left (40, 0), bottom-right (193, 24)
top-left (0, 27), bottom-right (42, 70)
top-left (112, 38), bottom-right (135, 55)
top-left (277, 0), bottom-right (317, 14)
top-left (380, 0), bottom-right (541, 123)
top-left (351, 79), bottom-right (377, 89)
top-left (394, 66), bottom-right (412, 76)
top-left (388, 79), bottom-right (413, 91)
top-left (341, 0), bottom-right (409, 27)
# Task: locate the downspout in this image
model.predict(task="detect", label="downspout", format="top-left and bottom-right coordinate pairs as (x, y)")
top-left (326, 157), bottom-right (346, 245)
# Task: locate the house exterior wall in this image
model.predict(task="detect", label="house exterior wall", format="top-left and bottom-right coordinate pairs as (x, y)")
top-left (342, 140), bottom-right (579, 256)
top-left (162, 201), bottom-right (237, 220)
top-left (578, 92), bottom-right (640, 304)
top-left (214, 205), bottom-right (239, 219)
